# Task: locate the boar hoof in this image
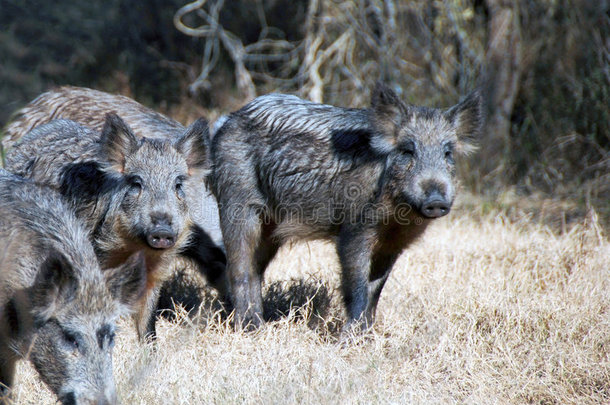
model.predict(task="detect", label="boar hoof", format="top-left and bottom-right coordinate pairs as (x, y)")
top-left (237, 313), bottom-right (263, 332)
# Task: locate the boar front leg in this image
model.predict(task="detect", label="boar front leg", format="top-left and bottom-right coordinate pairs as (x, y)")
top-left (134, 285), bottom-right (160, 341)
top-left (0, 303), bottom-right (19, 402)
top-left (338, 227), bottom-right (400, 334)
top-left (0, 348), bottom-right (16, 404)
top-left (337, 226), bottom-right (378, 332)
top-left (367, 249), bottom-right (400, 322)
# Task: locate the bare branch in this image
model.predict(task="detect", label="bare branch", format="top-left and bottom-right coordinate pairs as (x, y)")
top-left (174, 0), bottom-right (256, 99)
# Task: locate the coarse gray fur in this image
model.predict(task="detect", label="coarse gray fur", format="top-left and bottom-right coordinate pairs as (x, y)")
top-left (5, 113), bottom-right (226, 340)
top-left (0, 168), bottom-right (146, 405)
top-left (3, 86), bottom-right (184, 150)
top-left (211, 83), bottom-right (482, 332)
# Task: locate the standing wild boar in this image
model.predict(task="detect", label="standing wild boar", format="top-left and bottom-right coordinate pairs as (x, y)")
top-left (211, 83), bottom-right (482, 331)
top-left (0, 169), bottom-right (146, 405)
top-left (5, 113), bottom-right (225, 340)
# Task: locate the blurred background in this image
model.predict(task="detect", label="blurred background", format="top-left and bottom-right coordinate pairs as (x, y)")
top-left (0, 0), bottom-right (608, 225)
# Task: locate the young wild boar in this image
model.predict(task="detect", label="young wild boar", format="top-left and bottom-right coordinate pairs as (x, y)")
top-left (5, 113), bottom-right (225, 340)
top-left (3, 86), bottom-right (224, 248)
top-left (211, 83), bottom-right (482, 332)
top-left (0, 169), bottom-right (146, 405)
top-left (4, 86), bottom-right (225, 245)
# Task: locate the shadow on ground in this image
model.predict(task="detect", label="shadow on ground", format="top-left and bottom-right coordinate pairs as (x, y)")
top-left (156, 270), bottom-right (343, 336)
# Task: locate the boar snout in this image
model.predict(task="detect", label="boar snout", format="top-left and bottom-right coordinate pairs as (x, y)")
top-left (147, 213), bottom-right (176, 249)
top-left (147, 227), bottom-right (176, 249)
top-left (420, 190), bottom-right (451, 218)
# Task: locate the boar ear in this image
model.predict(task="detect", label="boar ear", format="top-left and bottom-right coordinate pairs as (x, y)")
top-left (175, 118), bottom-right (211, 176)
top-left (445, 91), bottom-right (483, 155)
top-left (370, 82), bottom-right (408, 154)
top-left (32, 251), bottom-right (78, 319)
top-left (100, 113), bottom-right (139, 172)
top-left (104, 251), bottom-right (147, 314)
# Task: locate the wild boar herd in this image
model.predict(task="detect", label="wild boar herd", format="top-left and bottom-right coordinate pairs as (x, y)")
top-left (0, 83), bottom-right (482, 404)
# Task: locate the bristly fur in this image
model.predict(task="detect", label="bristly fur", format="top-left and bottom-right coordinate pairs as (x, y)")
top-left (241, 93), bottom-right (369, 138)
top-left (2, 86), bottom-right (184, 150)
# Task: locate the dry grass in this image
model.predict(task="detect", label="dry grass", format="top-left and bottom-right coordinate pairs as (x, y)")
top-left (10, 196), bottom-right (610, 404)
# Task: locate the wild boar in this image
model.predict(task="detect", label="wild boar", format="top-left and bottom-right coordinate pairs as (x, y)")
top-left (5, 114), bottom-right (225, 340)
top-left (0, 169), bottom-right (146, 404)
top-left (211, 83), bottom-right (482, 331)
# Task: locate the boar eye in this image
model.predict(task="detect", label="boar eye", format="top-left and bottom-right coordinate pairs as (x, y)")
top-left (175, 176), bottom-right (186, 198)
top-left (399, 141), bottom-right (416, 157)
top-left (97, 324), bottom-right (115, 350)
top-left (444, 143), bottom-right (454, 160)
top-left (62, 329), bottom-right (80, 351)
top-left (127, 175), bottom-right (143, 190)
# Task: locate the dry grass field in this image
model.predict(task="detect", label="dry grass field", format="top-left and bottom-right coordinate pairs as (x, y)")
top-left (9, 194), bottom-right (610, 404)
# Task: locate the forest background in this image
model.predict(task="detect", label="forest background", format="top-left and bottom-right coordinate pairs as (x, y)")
top-left (0, 0), bottom-right (608, 227)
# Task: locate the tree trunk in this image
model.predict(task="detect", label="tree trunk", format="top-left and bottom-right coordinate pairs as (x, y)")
top-left (483, 0), bottom-right (523, 180)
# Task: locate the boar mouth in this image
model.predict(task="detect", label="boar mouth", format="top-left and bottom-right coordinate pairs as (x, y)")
top-left (146, 226), bottom-right (177, 249)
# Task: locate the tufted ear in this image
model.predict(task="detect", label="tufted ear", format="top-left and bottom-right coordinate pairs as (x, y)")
top-left (444, 91), bottom-right (483, 155)
top-left (100, 113), bottom-right (139, 172)
top-left (369, 82), bottom-right (410, 155)
top-left (32, 251), bottom-right (78, 320)
top-left (175, 118), bottom-right (211, 176)
top-left (104, 251), bottom-right (147, 315)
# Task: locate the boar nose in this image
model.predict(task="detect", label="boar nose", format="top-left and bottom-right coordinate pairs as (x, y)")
top-left (148, 213), bottom-right (176, 249)
top-left (421, 191), bottom-right (450, 218)
top-left (147, 227), bottom-right (176, 249)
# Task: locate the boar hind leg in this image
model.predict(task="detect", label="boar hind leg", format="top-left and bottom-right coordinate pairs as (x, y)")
top-left (181, 224), bottom-right (229, 302)
top-left (221, 205), bottom-right (268, 330)
top-left (254, 223), bottom-right (279, 275)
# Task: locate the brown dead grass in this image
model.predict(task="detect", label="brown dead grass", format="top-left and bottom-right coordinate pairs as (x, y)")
top-left (10, 195), bottom-right (610, 404)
